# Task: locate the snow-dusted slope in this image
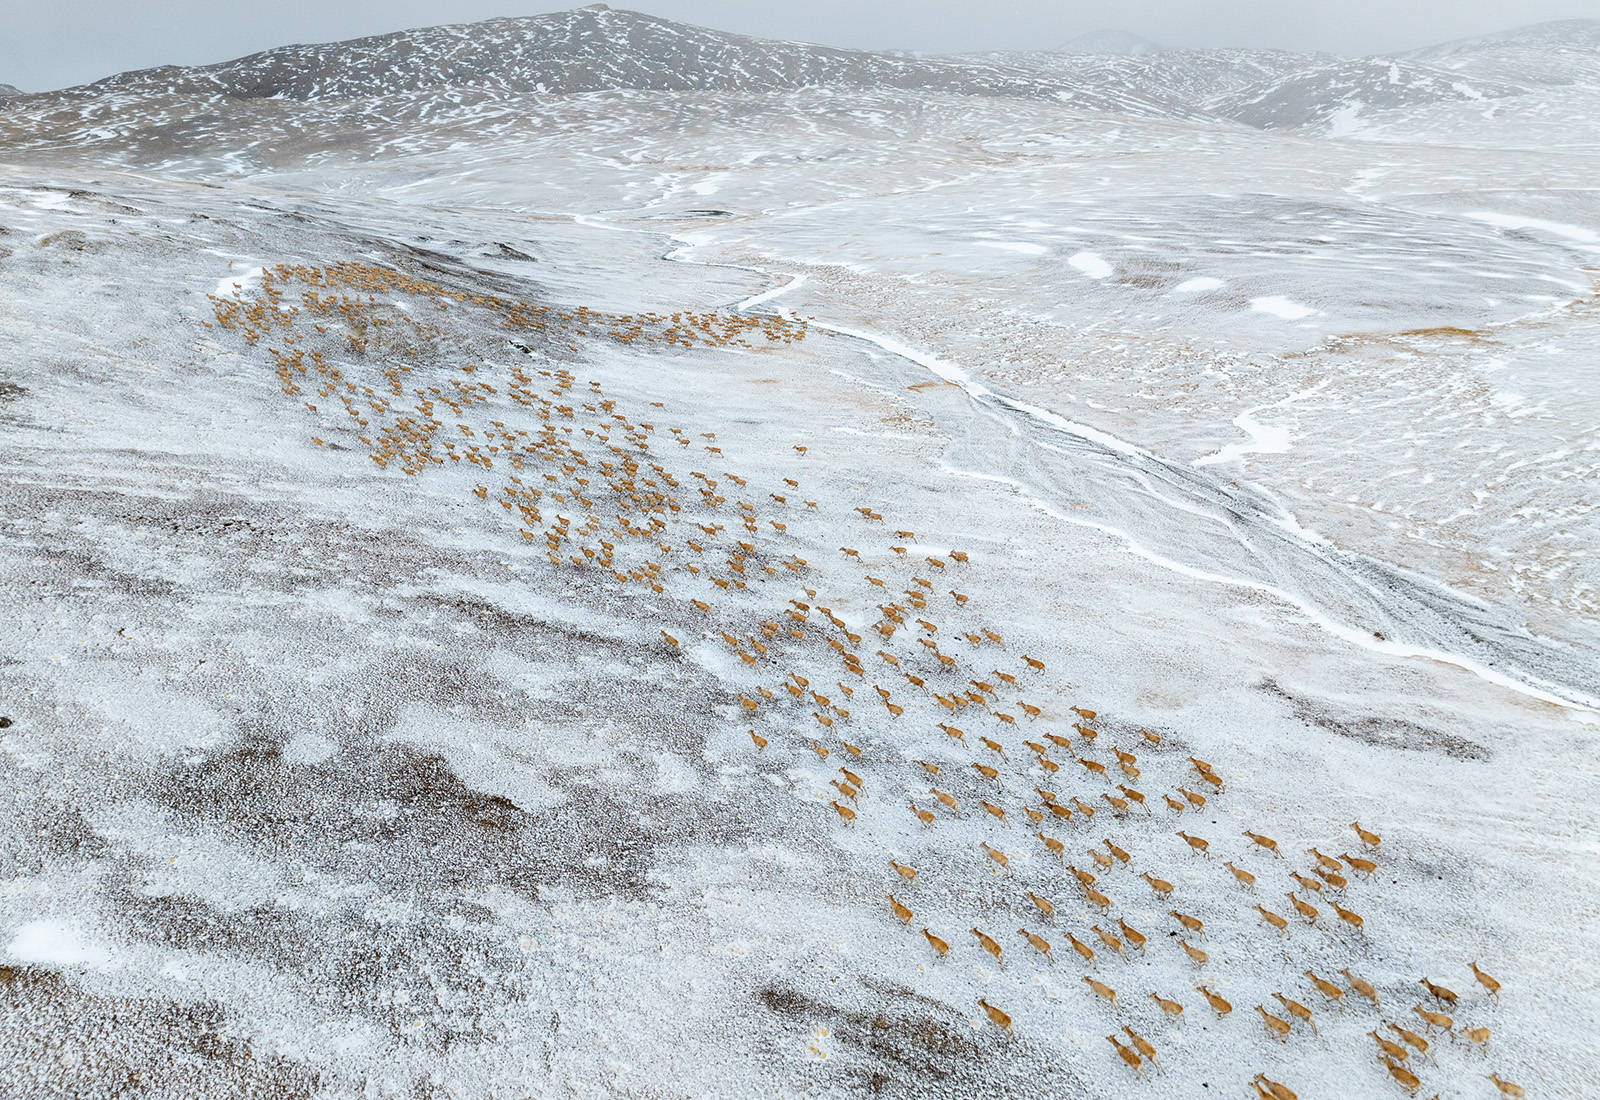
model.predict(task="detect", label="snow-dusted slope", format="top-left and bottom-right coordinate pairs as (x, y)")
top-left (1, 10), bottom-right (1598, 1100)
top-left (80, 4), bottom-right (1142, 109)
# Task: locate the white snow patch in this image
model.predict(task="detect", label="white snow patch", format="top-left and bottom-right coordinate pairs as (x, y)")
top-left (1250, 295), bottom-right (1316, 320)
top-left (975, 241), bottom-right (1048, 256)
top-left (7, 920), bottom-right (112, 969)
top-left (1174, 276), bottom-right (1223, 293)
top-left (1067, 250), bottom-right (1112, 279)
top-left (212, 265), bottom-right (264, 299)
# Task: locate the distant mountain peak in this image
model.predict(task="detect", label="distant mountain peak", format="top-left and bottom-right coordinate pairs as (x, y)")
top-left (1057, 30), bottom-right (1164, 56)
top-left (0, 82), bottom-right (21, 97)
top-left (1409, 17), bottom-right (1600, 57)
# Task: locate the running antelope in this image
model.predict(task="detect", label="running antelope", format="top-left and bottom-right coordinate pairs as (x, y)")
top-left (1255, 1004), bottom-right (1291, 1040)
top-left (1253, 1075), bottom-right (1297, 1100)
top-left (978, 998), bottom-right (1013, 1035)
top-left (1273, 993), bottom-right (1315, 1034)
top-left (1342, 969), bottom-right (1379, 1007)
top-left (1196, 985), bottom-right (1232, 1015)
top-left (1150, 993), bottom-right (1184, 1020)
top-left (1107, 1034), bottom-right (1143, 1077)
top-left (1469, 961), bottom-right (1501, 999)
top-left (1018, 928), bottom-right (1053, 962)
top-left (972, 927), bottom-right (1004, 965)
top-left (1123, 1025), bottom-right (1158, 1068)
top-left (1083, 977), bottom-right (1118, 1010)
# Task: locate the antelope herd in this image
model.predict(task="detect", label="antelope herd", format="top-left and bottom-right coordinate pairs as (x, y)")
top-left (207, 261), bottom-right (1526, 1098)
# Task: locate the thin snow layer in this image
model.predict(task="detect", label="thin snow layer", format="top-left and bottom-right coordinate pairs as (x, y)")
top-left (1068, 250), bottom-right (1113, 278)
top-left (1249, 295), bottom-right (1317, 320)
top-left (0, 44), bottom-right (1598, 1100)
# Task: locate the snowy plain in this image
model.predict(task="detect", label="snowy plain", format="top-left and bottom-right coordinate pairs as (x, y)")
top-left (0, 8), bottom-right (1598, 1099)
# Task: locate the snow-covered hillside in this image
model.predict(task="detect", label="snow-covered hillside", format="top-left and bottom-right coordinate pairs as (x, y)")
top-left (1, 8), bottom-right (1596, 1100)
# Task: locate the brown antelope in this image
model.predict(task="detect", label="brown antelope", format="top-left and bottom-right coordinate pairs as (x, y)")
top-left (1143, 873), bottom-right (1174, 898)
top-left (888, 894), bottom-right (913, 923)
top-left (1082, 977), bottom-right (1118, 1010)
top-left (1177, 831), bottom-right (1210, 856)
top-left (1023, 656), bottom-right (1045, 671)
top-left (749, 731), bottom-right (769, 750)
top-left (1287, 893), bottom-right (1318, 924)
top-left (982, 843), bottom-right (1010, 870)
top-left (922, 928), bottom-right (950, 957)
top-left (1180, 939), bottom-right (1208, 967)
top-left (1066, 931), bottom-right (1095, 964)
top-left (1253, 1074), bottom-right (1297, 1100)
top-left (971, 927), bottom-right (1004, 965)
top-left (1027, 892), bottom-right (1055, 921)
top-left (1117, 918), bottom-right (1147, 952)
top-left (981, 800), bottom-right (1007, 821)
top-left (1257, 905), bottom-right (1289, 932)
top-left (889, 860), bottom-right (917, 883)
top-left (1387, 1022), bottom-right (1431, 1061)
top-left (1036, 832), bottom-right (1065, 857)
top-left (1341, 852), bottom-right (1377, 876)
top-left (1196, 985), bottom-right (1232, 1016)
top-left (1290, 871), bottom-right (1325, 895)
top-left (1104, 840), bottom-right (1131, 864)
top-left (1273, 993), bottom-right (1315, 1034)
top-left (1170, 910), bottom-right (1204, 937)
top-left (1117, 785), bottom-right (1148, 812)
top-left (1084, 887), bottom-right (1112, 912)
top-left (1382, 1058), bottom-right (1421, 1094)
top-left (1078, 757), bottom-right (1107, 777)
top-left (1244, 830), bottom-right (1281, 857)
top-left (1103, 793), bottom-right (1130, 814)
top-left (1163, 794), bottom-right (1186, 813)
top-left (1225, 861), bottom-right (1256, 889)
top-left (1487, 1074), bottom-right (1525, 1098)
top-left (1316, 866), bottom-right (1348, 890)
top-left (909, 802), bottom-right (935, 827)
top-left (1070, 865), bottom-right (1097, 888)
top-left (1420, 978), bottom-right (1457, 1005)
top-left (1092, 925), bottom-right (1127, 959)
top-left (1351, 821), bottom-right (1381, 848)
top-left (1122, 1025), bottom-right (1158, 1068)
top-left (840, 767), bottom-right (864, 790)
top-left (831, 801), bottom-right (855, 824)
top-left (1308, 848), bottom-right (1342, 873)
top-left (1024, 806), bottom-right (1043, 824)
top-left (973, 763), bottom-right (1000, 781)
top-left (1018, 928), bottom-right (1053, 962)
top-left (978, 998), bottom-right (1013, 1035)
top-left (1332, 902), bottom-right (1364, 931)
top-left (1149, 992), bottom-right (1184, 1020)
top-left (1413, 1004), bottom-right (1453, 1032)
top-left (1048, 803), bottom-right (1074, 822)
top-left (1371, 1030), bottom-right (1410, 1063)
top-left (1107, 1034), bottom-right (1144, 1077)
top-left (932, 788), bottom-right (959, 812)
top-left (831, 781), bottom-right (858, 803)
top-left (1463, 1026), bottom-right (1491, 1047)
top-left (1255, 1005), bottom-right (1292, 1040)
top-left (1180, 787), bottom-right (1207, 809)
top-left (1342, 969), bottom-right (1380, 1006)
top-left (1470, 961), bottom-right (1501, 999)
top-left (1090, 848), bottom-right (1115, 870)
top-left (1304, 970), bottom-right (1344, 1005)
top-left (1019, 701), bottom-right (1041, 718)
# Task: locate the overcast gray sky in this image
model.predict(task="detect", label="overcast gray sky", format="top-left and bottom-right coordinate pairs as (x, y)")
top-left (4, 0), bottom-right (1596, 92)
